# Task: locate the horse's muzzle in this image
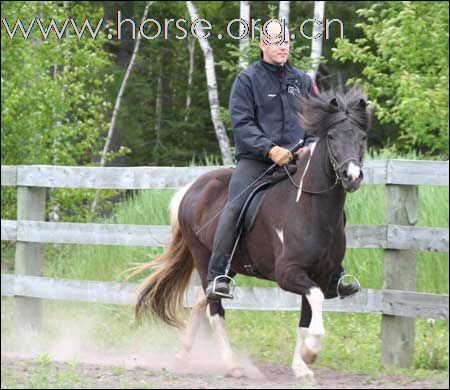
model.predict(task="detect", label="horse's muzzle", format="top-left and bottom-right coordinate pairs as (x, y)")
top-left (341, 162), bottom-right (363, 192)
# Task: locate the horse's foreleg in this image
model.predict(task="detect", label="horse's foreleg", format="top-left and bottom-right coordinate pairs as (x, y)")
top-left (299, 287), bottom-right (325, 371)
top-left (207, 300), bottom-right (243, 378)
top-left (276, 265), bottom-right (325, 378)
top-left (305, 287), bottom-right (325, 337)
top-left (299, 294), bottom-right (323, 366)
top-left (176, 287), bottom-right (207, 366)
top-left (292, 326), bottom-right (314, 378)
top-left (291, 297), bottom-right (315, 378)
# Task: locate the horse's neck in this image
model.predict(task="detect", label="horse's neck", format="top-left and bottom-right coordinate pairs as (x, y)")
top-left (292, 139), bottom-right (346, 224)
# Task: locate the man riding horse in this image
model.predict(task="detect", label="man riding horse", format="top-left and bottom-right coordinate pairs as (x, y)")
top-left (205, 20), bottom-right (360, 300)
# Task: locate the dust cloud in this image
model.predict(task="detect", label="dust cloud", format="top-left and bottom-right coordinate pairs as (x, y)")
top-left (1, 301), bottom-right (261, 379)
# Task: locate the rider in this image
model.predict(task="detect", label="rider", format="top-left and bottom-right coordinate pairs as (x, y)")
top-left (205, 20), bottom-right (360, 301)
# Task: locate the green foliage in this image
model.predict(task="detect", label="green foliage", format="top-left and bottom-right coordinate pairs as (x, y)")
top-left (217, 34), bottom-right (314, 80)
top-left (333, 1), bottom-right (449, 158)
top-left (1, 1), bottom-right (122, 221)
top-left (217, 3), bottom-right (315, 79)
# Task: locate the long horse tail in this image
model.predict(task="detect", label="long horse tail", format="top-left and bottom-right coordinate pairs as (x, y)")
top-left (131, 183), bottom-right (194, 328)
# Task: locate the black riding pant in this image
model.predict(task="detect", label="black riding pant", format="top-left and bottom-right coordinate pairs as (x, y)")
top-left (207, 158), bottom-right (272, 282)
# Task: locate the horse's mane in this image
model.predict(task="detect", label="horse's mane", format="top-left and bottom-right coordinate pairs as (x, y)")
top-left (299, 87), bottom-right (371, 137)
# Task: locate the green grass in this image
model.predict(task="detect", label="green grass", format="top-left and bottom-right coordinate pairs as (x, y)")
top-left (1, 352), bottom-right (83, 389)
top-left (1, 157), bottom-right (448, 381)
top-left (43, 189), bottom-right (174, 282)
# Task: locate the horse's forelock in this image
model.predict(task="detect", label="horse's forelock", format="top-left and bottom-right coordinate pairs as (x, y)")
top-left (299, 87), bottom-right (369, 136)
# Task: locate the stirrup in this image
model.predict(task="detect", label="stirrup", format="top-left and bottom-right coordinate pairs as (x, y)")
top-left (336, 274), bottom-right (361, 299)
top-left (212, 275), bottom-right (236, 299)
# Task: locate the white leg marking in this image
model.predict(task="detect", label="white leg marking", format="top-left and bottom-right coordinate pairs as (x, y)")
top-left (176, 288), bottom-right (207, 363)
top-left (291, 327), bottom-right (314, 379)
top-left (207, 309), bottom-right (242, 377)
top-left (304, 334), bottom-right (323, 355)
top-left (306, 287), bottom-right (325, 336)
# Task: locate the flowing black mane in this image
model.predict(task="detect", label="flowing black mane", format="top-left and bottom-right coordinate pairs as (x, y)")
top-left (299, 87), bottom-right (371, 137)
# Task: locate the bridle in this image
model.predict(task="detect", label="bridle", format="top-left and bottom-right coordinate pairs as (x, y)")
top-left (326, 134), bottom-right (363, 182)
top-left (284, 135), bottom-right (363, 195)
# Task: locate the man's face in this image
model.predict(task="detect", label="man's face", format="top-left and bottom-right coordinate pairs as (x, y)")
top-left (259, 20), bottom-right (290, 66)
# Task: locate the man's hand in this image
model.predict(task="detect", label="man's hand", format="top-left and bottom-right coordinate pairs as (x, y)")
top-left (268, 146), bottom-right (293, 166)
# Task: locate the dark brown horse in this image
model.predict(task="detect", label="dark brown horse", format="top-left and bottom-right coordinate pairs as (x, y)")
top-left (133, 88), bottom-right (370, 379)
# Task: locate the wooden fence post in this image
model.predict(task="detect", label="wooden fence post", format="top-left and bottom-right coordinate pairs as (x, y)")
top-left (381, 183), bottom-right (418, 367)
top-left (14, 185), bottom-right (46, 331)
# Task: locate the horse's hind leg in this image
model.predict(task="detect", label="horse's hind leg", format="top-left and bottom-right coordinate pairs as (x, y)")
top-left (175, 240), bottom-right (210, 368)
top-left (207, 300), bottom-right (243, 378)
top-left (175, 287), bottom-right (207, 367)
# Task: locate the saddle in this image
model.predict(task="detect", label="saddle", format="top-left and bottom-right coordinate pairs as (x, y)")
top-left (233, 162), bottom-right (297, 279)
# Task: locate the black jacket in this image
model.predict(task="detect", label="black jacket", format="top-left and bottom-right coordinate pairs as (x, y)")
top-left (229, 59), bottom-right (313, 162)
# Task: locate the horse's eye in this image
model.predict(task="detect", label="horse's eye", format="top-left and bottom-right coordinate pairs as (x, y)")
top-left (361, 135), bottom-right (367, 141)
top-left (327, 133), bottom-right (334, 140)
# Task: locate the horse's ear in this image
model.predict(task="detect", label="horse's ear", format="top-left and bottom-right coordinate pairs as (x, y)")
top-left (329, 97), bottom-right (338, 111)
top-left (358, 98), bottom-right (367, 109)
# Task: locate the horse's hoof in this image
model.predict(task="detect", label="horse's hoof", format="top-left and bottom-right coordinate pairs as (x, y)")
top-left (174, 351), bottom-right (191, 371)
top-left (228, 366), bottom-right (244, 378)
top-left (293, 367), bottom-right (314, 379)
top-left (294, 370), bottom-right (314, 380)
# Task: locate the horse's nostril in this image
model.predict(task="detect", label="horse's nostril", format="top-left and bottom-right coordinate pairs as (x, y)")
top-left (342, 170), bottom-right (348, 180)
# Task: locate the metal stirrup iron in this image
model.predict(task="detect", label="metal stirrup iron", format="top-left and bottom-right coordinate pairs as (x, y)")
top-left (336, 274), bottom-right (361, 299)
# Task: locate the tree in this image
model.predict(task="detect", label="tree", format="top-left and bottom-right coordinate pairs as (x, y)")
top-left (333, 1), bottom-right (449, 157)
top-left (239, 1), bottom-right (250, 70)
top-left (186, 1), bottom-right (233, 165)
top-left (307, 1), bottom-right (325, 84)
top-left (1, 1), bottom-right (117, 220)
top-left (278, 1), bottom-right (290, 24)
top-left (91, 1), bottom-right (153, 212)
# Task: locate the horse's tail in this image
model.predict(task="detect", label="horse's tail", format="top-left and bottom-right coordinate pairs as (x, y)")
top-left (132, 183), bottom-right (194, 328)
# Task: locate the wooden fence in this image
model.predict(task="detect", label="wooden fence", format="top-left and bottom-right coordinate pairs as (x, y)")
top-left (1, 160), bottom-right (449, 369)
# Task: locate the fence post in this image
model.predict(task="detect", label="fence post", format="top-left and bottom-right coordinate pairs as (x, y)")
top-left (14, 185), bottom-right (46, 331)
top-left (381, 183), bottom-right (418, 367)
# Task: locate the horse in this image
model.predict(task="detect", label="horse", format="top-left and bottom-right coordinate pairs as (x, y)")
top-left (132, 87), bottom-right (370, 379)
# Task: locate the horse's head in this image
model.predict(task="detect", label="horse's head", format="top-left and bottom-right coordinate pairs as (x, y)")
top-left (299, 87), bottom-right (371, 193)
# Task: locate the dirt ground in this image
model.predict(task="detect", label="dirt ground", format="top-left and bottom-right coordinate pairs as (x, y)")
top-left (2, 354), bottom-right (448, 389)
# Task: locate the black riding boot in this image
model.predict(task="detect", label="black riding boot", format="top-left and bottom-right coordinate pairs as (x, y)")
top-left (324, 265), bottom-right (360, 299)
top-left (205, 207), bottom-right (239, 300)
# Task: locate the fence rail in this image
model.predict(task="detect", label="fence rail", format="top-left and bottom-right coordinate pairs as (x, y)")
top-left (1, 274), bottom-right (448, 320)
top-left (2, 160), bottom-right (449, 188)
top-left (1, 160), bottom-right (449, 369)
top-left (1, 220), bottom-right (448, 252)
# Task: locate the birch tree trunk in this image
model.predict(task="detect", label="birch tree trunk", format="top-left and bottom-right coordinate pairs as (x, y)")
top-left (186, 1), bottom-right (233, 165)
top-left (91, 0), bottom-right (153, 212)
top-left (184, 34), bottom-right (195, 122)
top-left (307, 1), bottom-right (325, 84)
top-left (278, 1), bottom-right (290, 25)
top-left (239, 1), bottom-right (250, 70)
